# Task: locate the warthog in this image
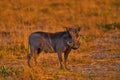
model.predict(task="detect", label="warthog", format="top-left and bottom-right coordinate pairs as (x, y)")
top-left (27, 27), bottom-right (81, 69)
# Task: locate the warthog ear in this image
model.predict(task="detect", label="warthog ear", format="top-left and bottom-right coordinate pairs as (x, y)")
top-left (66, 27), bottom-right (74, 36)
top-left (66, 27), bottom-right (72, 31)
top-left (77, 27), bottom-right (81, 31)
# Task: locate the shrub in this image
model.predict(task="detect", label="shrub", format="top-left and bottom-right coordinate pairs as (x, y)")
top-left (97, 22), bottom-right (120, 32)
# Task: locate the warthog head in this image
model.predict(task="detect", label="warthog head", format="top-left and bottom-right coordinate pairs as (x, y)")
top-left (66, 27), bottom-right (81, 49)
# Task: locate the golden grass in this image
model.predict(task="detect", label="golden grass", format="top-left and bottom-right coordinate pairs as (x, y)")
top-left (0, 0), bottom-right (120, 80)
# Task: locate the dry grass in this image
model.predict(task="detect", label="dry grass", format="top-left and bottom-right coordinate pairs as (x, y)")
top-left (0, 0), bottom-right (120, 80)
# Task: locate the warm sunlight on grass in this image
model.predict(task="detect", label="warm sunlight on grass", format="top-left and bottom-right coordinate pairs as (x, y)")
top-left (0, 0), bottom-right (120, 80)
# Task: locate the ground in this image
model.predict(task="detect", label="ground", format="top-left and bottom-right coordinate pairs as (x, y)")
top-left (0, 30), bottom-right (120, 80)
top-left (0, 0), bottom-right (120, 80)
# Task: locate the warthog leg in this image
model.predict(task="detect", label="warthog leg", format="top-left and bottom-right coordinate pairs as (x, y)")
top-left (64, 48), bottom-right (71, 70)
top-left (57, 52), bottom-right (63, 69)
top-left (27, 53), bottom-right (33, 67)
top-left (34, 48), bottom-right (42, 65)
top-left (27, 46), bottom-right (35, 67)
top-left (33, 51), bottom-right (38, 65)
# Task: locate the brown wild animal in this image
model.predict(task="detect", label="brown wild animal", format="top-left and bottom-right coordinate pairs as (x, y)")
top-left (27, 27), bottom-right (81, 69)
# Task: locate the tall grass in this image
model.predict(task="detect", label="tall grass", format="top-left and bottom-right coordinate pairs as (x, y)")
top-left (0, 0), bottom-right (120, 79)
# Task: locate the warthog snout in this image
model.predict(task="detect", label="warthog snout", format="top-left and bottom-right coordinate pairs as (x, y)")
top-left (67, 40), bottom-right (80, 49)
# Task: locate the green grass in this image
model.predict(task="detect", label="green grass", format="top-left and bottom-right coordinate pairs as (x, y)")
top-left (0, 66), bottom-right (18, 77)
top-left (97, 22), bottom-right (120, 32)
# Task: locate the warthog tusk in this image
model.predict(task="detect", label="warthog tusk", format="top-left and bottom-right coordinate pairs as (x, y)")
top-left (77, 36), bottom-right (80, 41)
top-left (67, 41), bottom-right (74, 47)
top-left (67, 41), bottom-right (71, 46)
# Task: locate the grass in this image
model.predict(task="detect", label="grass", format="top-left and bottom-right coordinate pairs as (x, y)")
top-left (97, 22), bottom-right (120, 32)
top-left (0, 0), bottom-right (120, 80)
top-left (0, 65), bottom-right (23, 79)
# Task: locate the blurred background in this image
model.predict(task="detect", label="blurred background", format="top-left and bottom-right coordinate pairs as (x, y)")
top-left (0, 0), bottom-right (120, 79)
top-left (0, 0), bottom-right (119, 48)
